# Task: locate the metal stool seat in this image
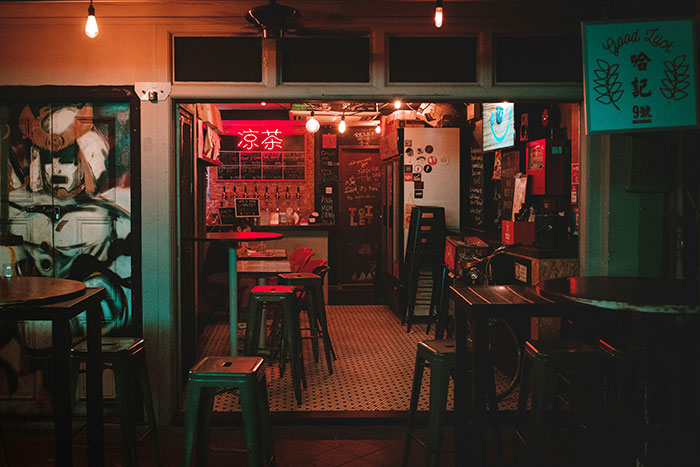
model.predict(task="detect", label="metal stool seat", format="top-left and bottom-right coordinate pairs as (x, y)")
top-left (71, 337), bottom-right (160, 467)
top-left (244, 285), bottom-right (305, 405)
top-left (278, 272), bottom-right (336, 374)
top-left (181, 356), bottom-right (274, 467)
top-left (403, 339), bottom-right (457, 467)
top-left (514, 339), bottom-right (603, 465)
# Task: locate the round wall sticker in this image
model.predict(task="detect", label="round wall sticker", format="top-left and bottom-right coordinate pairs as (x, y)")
top-left (427, 155), bottom-right (438, 165)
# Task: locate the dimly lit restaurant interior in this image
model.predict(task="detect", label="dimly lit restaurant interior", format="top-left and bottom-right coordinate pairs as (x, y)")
top-left (1, 0), bottom-right (699, 466)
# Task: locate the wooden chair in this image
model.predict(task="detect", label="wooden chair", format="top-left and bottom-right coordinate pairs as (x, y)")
top-left (289, 247), bottom-right (314, 273)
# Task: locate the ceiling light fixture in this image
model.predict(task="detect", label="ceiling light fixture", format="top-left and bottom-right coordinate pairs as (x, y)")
top-left (393, 100), bottom-right (402, 110)
top-left (434, 0), bottom-right (443, 28)
top-left (338, 110), bottom-right (346, 134)
top-left (305, 110), bottom-right (320, 133)
top-left (375, 122), bottom-right (381, 134)
top-left (85, 0), bottom-right (99, 38)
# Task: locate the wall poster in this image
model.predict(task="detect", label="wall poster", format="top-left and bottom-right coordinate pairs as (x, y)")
top-left (582, 18), bottom-right (698, 133)
top-left (0, 98), bottom-right (137, 406)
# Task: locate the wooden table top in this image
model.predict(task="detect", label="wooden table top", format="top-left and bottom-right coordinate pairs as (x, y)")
top-left (0, 277), bottom-right (86, 308)
top-left (450, 284), bottom-right (555, 307)
top-left (187, 232), bottom-right (283, 243)
top-left (237, 260), bottom-right (292, 275)
top-left (238, 248), bottom-right (287, 260)
top-left (536, 276), bottom-right (700, 314)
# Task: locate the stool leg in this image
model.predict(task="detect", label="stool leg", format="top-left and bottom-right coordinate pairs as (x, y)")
top-left (513, 357), bottom-right (532, 465)
top-left (239, 377), bottom-right (264, 467)
top-left (113, 357), bottom-right (138, 467)
top-left (245, 298), bottom-right (262, 355)
top-left (257, 374), bottom-right (275, 466)
top-left (182, 382), bottom-right (202, 467)
top-left (137, 349), bottom-right (162, 467)
top-left (313, 283), bottom-right (335, 374)
top-left (195, 388), bottom-right (215, 467)
top-left (403, 351), bottom-right (426, 467)
top-left (282, 298), bottom-right (303, 405)
top-left (300, 291), bottom-right (319, 363)
top-left (530, 359), bottom-right (553, 465)
top-left (427, 358), bottom-right (450, 467)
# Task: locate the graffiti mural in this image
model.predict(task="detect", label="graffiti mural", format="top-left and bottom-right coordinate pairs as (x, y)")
top-left (0, 102), bottom-right (132, 405)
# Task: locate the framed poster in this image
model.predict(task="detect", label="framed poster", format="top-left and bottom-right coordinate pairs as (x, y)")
top-left (582, 18), bottom-right (699, 134)
top-left (482, 102), bottom-right (515, 151)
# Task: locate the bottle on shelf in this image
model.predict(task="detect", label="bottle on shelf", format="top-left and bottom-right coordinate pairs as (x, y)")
top-left (259, 186), bottom-right (270, 226)
top-left (291, 186), bottom-right (301, 225)
top-left (270, 205), bottom-right (280, 225)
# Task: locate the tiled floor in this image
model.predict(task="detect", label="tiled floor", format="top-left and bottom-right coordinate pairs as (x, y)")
top-left (197, 304), bottom-right (520, 414)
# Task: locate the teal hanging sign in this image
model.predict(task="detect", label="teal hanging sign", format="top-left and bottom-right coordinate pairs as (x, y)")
top-left (582, 18), bottom-right (698, 134)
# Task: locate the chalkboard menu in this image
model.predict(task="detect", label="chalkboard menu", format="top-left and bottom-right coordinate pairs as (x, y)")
top-left (218, 134), bottom-right (306, 181)
top-left (338, 149), bottom-right (382, 284)
top-left (235, 198), bottom-right (260, 218)
top-left (468, 151), bottom-right (486, 227)
top-left (317, 136), bottom-right (339, 225)
top-left (467, 151), bottom-right (496, 229)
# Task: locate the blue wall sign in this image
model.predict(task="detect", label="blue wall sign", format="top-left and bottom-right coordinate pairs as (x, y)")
top-left (582, 18), bottom-right (698, 134)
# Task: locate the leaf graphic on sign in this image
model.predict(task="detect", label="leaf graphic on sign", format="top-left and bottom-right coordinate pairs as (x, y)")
top-left (660, 55), bottom-right (690, 101)
top-left (592, 59), bottom-right (623, 110)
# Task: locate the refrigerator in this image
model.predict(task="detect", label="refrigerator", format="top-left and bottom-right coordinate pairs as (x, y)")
top-left (380, 127), bottom-right (461, 315)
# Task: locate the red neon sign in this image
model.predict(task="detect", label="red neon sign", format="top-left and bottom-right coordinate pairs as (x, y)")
top-left (237, 128), bottom-right (284, 151)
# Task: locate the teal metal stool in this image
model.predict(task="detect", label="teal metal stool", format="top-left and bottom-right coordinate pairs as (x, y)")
top-left (514, 340), bottom-right (602, 465)
top-left (181, 356), bottom-right (274, 467)
top-left (403, 339), bottom-right (456, 467)
top-left (278, 272), bottom-right (336, 374)
top-left (244, 285), bottom-right (305, 405)
top-left (71, 337), bottom-right (160, 467)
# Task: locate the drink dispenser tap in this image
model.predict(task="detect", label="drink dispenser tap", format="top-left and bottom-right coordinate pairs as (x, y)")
top-left (264, 186), bottom-right (270, 201)
top-left (296, 186), bottom-right (302, 200)
top-left (275, 186), bottom-right (280, 200)
top-left (285, 186), bottom-right (291, 200)
top-left (254, 185), bottom-right (259, 198)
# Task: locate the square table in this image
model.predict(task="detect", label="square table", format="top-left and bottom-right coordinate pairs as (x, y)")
top-left (0, 277), bottom-right (106, 466)
top-left (449, 284), bottom-right (562, 467)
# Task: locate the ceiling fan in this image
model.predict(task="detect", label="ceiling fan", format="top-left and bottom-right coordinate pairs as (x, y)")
top-left (244, 0), bottom-right (301, 39)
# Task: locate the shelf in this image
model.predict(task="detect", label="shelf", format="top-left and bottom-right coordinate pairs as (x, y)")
top-left (197, 156), bottom-right (221, 167)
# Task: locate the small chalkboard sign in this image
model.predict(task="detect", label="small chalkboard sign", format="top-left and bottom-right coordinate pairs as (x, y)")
top-left (234, 198), bottom-right (260, 218)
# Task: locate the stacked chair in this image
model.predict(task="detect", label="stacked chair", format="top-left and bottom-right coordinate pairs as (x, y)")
top-left (401, 206), bottom-right (446, 332)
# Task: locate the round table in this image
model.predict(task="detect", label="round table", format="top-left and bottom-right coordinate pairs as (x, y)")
top-left (536, 276), bottom-right (700, 467)
top-left (536, 276), bottom-right (700, 314)
top-left (0, 277), bottom-right (105, 466)
top-left (186, 231), bottom-right (283, 356)
top-left (0, 276), bottom-right (86, 308)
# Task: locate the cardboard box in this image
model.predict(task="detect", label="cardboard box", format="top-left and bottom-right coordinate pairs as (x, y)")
top-left (502, 220), bottom-right (535, 245)
top-left (444, 236), bottom-right (490, 274)
top-left (444, 236), bottom-right (468, 273)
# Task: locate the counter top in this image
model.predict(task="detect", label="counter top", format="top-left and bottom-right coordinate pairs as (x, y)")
top-left (453, 228), bottom-right (578, 259)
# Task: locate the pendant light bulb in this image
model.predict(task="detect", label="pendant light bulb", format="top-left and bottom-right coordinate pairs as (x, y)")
top-left (393, 100), bottom-right (402, 110)
top-left (305, 110), bottom-right (320, 133)
top-left (434, 0), bottom-right (443, 28)
top-left (338, 114), bottom-right (346, 134)
top-left (85, 1), bottom-right (99, 38)
top-left (375, 123), bottom-right (382, 134)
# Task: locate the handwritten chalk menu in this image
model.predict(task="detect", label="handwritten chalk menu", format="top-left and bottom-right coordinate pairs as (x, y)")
top-left (338, 149), bottom-right (382, 284)
top-left (317, 137), bottom-right (339, 224)
top-left (234, 198), bottom-right (260, 218)
top-left (582, 19), bottom-right (698, 133)
top-left (218, 132), bottom-right (306, 180)
top-left (468, 151), bottom-right (486, 227)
